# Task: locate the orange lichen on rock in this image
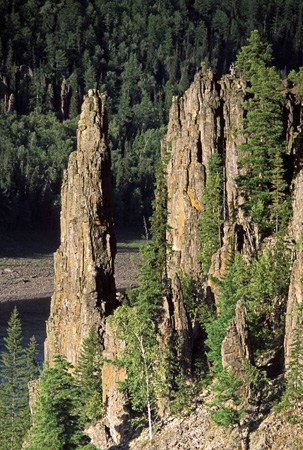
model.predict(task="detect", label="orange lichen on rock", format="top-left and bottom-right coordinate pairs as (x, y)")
top-left (187, 188), bottom-right (202, 211)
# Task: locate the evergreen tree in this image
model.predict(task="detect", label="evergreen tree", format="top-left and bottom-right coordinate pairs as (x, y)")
top-left (235, 29), bottom-right (272, 78)
top-left (199, 152), bottom-right (223, 274)
top-left (208, 369), bottom-right (244, 428)
top-left (1, 2), bottom-right (303, 229)
top-left (25, 336), bottom-right (39, 382)
top-left (122, 157), bottom-right (169, 321)
top-left (205, 252), bottom-right (249, 373)
top-left (26, 355), bottom-right (92, 450)
top-left (149, 158), bottom-right (169, 283)
top-left (109, 153), bottom-right (172, 438)
top-left (270, 151), bottom-right (290, 232)
top-left (246, 234), bottom-right (291, 355)
top-left (0, 308), bottom-right (32, 450)
top-left (75, 328), bottom-right (103, 425)
top-left (288, 66), bottom-right (303, 99)
top-left (236, 32), bottom-right (289, 233)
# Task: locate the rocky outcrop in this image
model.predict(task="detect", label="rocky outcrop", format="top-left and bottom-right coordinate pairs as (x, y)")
top-left (284, 252), bottom-right (303, 366)
top-left (151, 69), bottom-right (303, 449)
top-left (60, 78), bottom-right (71, 119)
top-left (249, 409), bottom-right (303, 450)
top-left (221, 301), bottom-right (253, 374)
top-left (45, 90), bottom-right (116, 366)
top-left (129, 397), bottom-right (246, 450)
top-left (164, 70), bottom-right (219, 280)
top-left (101, 321), bottom-right (130, 445)
top-left (163, 70), bottom-right (247, 284)
top-left (43, 68), bottom-right (303, 449)
top-left (86, 321), bottom-right (130, 448)
top-left (129, 399), bottom-right (303, 450)
top-left (160, 70), bottom-right (249, 373)
top-left (283, 95), bottom-right (303, 366)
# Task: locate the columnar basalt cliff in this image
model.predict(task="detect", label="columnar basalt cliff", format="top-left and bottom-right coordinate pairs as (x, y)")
top-left (45, 90), bottom-right (116, 366)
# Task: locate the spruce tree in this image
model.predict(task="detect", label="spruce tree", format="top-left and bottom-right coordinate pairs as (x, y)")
top-left (26, 355), bottom-right (92, 450)
top-left (205, 252), bottom-right (249, 373)
top-left (236, 31), bottom-right (289, 233)
top-left (0, 308), bottom-right (31, 450)
top-left (109, 156), bottom-right (170, 438)
top-left (236, 29), bottom-right (272, 78)
top-left (25, 336), bottom-right (40, 382)
top-left (199, 152), bottom-right (223, 274)
top-left (208, 369), bottom-right (244, 428)
top-left (149, 158), bottom-right (168, 283)
top-left (75, 328), bottom-right (103, 425)
top-left (129, 158), bottom-right (168, 320)
top-left (288, 67), bottom-right (303, 99)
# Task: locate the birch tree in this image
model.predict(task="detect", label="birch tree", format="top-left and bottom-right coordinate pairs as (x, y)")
top-left (111, 304), bottom-right (167, 440)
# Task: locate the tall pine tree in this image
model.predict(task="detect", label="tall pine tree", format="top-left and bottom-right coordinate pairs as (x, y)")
top-left (236, 31), bottom-right (289, 233)
top-left (26, 355), bottom-right (93, 450)
top-left (282, 304), bottom-right (303, 410)
top-left (75, 328), bottom-right (103, 425)
top-left (0, 308), bottom-right (38, 450)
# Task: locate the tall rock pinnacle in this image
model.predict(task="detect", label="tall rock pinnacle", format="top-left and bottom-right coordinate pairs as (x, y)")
top-left (45, 90), bottom-right (116, 365)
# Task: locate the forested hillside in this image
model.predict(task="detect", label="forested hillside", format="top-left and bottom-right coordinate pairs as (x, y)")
top-left (1, 0), bottom-right (303, 229)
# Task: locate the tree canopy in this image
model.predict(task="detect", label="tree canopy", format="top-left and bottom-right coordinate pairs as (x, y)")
top-left (1, 0), bottom-right (303, 228)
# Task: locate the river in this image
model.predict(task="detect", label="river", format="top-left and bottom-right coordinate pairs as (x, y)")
top-left (0, 296), bottom-right (50, 363)
top-left (0, 229), bottom-right (141, 365)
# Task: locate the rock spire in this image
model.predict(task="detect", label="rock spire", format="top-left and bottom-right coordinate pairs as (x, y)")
top-left (44, 90), bottom-right (116, 366)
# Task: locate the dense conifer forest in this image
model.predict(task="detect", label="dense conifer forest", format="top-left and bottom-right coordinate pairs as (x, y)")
top-left (1, 0), bottom-right (303, 229)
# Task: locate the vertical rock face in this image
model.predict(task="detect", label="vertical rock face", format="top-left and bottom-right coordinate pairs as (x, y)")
top-left (284, 99), bottom-right (303, 366)
top-left (284, 254), bottom-right (303, 365)
top-left (164, 70), bottom-right (219, 279)
top-left (45, 90), bottom-right (116, 366)
top-left (101, 321), bottom-right (130, 445)
top-left (162, 67), bottom-right (303, 396)
top-left (221, 301), bottom-right (254, 400)
top-left (221, 301), bottom-right (253, 373)
top-left (163, 70), bottom-right (247, 283)
top-left (161, 70), bottom-right (247, 370)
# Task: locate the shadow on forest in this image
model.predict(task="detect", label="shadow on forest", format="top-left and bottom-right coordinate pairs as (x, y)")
top-left (0, 229), bottom-right (59, 259)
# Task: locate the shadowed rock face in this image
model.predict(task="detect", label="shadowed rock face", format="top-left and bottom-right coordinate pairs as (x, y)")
top-left (222, 301), bottom-right (253, 373)
top-left (44, 90), bottom-right (116, 366)
top-left (284, 102), bottom-right (303, 365)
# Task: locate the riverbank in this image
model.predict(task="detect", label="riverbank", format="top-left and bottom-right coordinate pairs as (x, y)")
top-left (0, 229), bottom-right (142, 359)
top-left (0, 229), bottom-right (142, 303)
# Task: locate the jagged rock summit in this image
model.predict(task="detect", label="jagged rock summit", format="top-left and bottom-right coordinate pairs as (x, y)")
top-left (43, 71), bottom-right (303, 450)
top-left (44, 89), bottom-right (116, 366)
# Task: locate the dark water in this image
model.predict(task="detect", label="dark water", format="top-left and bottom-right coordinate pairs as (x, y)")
top-left (0, 297), bottom-right (51, 363)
